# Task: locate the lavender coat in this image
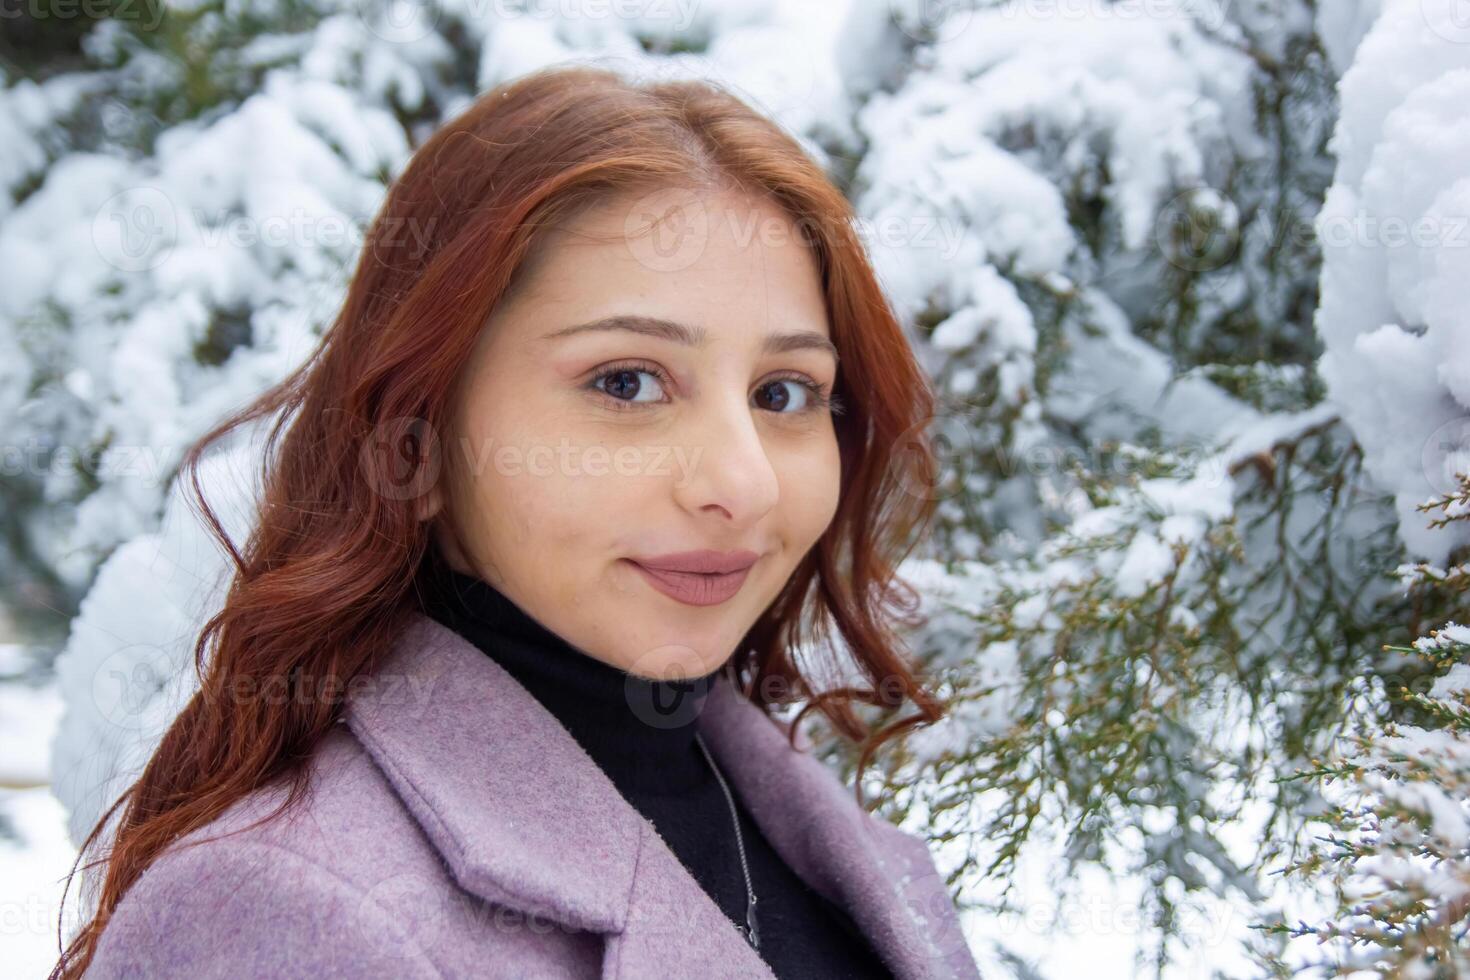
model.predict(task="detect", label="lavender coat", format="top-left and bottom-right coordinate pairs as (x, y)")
top-left (86, 614), bottom-right (980, 979)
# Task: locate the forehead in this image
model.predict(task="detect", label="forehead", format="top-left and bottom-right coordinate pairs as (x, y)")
top-left (492, 186), bottom-right (831, 347)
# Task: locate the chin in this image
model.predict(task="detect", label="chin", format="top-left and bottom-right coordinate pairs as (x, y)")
top-left (619, 639), bottom-right (727, 681)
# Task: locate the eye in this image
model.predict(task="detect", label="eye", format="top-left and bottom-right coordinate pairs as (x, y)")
top-left (755, 379), bottom-right (810, 413)
top-left (586, 361), bottom-right (843, 417)
top-left (754, 374), bottom-right (841, 416)
top-left (588, 361), bottom-right (671, 409)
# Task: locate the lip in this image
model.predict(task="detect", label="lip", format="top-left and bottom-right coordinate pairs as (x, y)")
top-left (632, 549), bottom-right (760, 575)
top-left (623, 549), bottom-right (761, 607)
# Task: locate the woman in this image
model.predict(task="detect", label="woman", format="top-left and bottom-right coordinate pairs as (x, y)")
top-left (53, 62), bottom-right (979, 979)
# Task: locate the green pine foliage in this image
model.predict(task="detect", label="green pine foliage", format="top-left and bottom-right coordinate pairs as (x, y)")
top-left (1259, 477), bottom-right (1470, 977)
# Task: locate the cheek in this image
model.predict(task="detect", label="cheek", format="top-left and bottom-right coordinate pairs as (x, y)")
top-left (775, 435), bottom-right (842, 546)
top-left (457, 418), bottom-right (647, 559)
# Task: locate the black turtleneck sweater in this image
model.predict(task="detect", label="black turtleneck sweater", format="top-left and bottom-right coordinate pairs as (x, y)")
top-left (416, 544), bottom-right (896, 980)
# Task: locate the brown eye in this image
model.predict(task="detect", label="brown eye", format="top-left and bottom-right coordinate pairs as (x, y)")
top-left (590, 366), bottom-right (668, 407)
top-left (756, 376), bottom-right (836, 414)
top-left (755, 380), bottom-right (799, 412)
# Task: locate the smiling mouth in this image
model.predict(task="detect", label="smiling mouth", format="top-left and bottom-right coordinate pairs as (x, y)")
top-left (623, 559), bottom-right (755, 607)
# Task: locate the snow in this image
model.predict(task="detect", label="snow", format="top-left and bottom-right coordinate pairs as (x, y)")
top-left (923, 1), bottom-right (1258, 252)
top-left (50, 430), bottom-right (266, 851)
top-left (0, 786), bottom-right (77, 980)
top-left (1113, 532), bottom-right (1176, 598)
top-left (0, 659), bottom-right (78, 979)
top-left (0, 679), bottom-right (63, 790)
top-left (1314, 0), bottom-right (1470, 563)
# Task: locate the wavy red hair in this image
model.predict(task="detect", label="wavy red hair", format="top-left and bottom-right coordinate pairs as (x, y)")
top-left (50, 62), bottom-right (945, 978)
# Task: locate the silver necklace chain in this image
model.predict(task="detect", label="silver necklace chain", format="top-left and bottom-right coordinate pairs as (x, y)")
top-left (694, 730), bottom-right (761, 951)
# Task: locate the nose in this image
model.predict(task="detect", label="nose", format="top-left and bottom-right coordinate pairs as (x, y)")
top-left (670, 390), bottom-right (780, 529)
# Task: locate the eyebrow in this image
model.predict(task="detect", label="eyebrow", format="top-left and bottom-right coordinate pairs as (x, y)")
top-left (542, 315), bottom-right (839, 364)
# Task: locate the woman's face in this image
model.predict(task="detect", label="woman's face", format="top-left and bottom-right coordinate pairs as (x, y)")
top-left (424, 185), bottom-right (843, 681)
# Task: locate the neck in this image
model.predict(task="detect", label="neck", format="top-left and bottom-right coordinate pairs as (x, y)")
top-left (416, 545), bottom-right (725, 795)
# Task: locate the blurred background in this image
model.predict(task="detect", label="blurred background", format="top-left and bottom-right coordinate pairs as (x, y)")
top-left (4, 0), bottom-right (1470, 976)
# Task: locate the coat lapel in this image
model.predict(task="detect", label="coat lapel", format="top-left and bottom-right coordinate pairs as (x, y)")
top-left (344, 612), bottom-right (971, 980)
top-left (697, 675), bottom-right (978, 979)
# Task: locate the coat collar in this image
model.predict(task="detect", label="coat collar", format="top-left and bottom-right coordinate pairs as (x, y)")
top-left (345, 612), bottom-right (973, 979)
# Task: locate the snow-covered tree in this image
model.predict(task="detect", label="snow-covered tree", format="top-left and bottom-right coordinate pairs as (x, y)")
top-left (1266, 480), bottom-right (1470, 976)
top-left (806, 0), bottom-right (1421, 973)
top-left (1259, 0), bottom-right (1470, 968)
top-left (812, 0), bottom-right (1467, 973)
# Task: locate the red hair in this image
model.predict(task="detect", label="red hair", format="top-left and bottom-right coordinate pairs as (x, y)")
top-left (51, 62), bottom-right (945, 978)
